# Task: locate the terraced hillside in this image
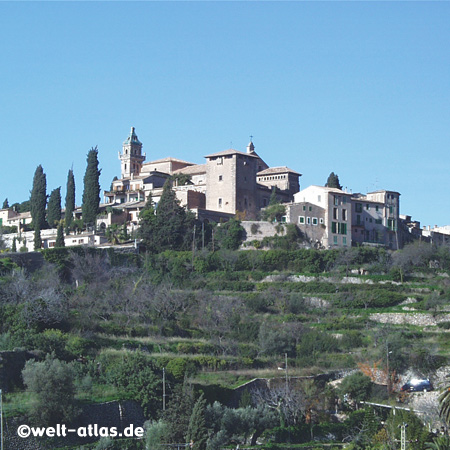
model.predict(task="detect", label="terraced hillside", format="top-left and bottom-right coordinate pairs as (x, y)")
top-left (1, 243), bottom-right (449, 449)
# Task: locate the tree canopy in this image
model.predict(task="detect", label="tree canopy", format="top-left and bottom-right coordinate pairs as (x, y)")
top-left (139, 182), bottom-right (196, 252)
top-left (82, 147), bottom-right (101, 226)
top-left (47, 187), bottom-right (62, 227)
top-left (65, 169), bottom-right (75, 231)
top-left (325, 172), bottom-right (342, 190)
top-left (30, 165), bottom-right (47, 230)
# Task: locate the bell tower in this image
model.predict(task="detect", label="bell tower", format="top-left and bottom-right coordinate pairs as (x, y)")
top-left (119, 127), bottom-right (146, 178)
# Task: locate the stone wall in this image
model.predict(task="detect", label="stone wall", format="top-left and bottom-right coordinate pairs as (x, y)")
top-left (4, 400), bottom-right (146, 449)
top-left (241, 221), bottom-right (280, 242)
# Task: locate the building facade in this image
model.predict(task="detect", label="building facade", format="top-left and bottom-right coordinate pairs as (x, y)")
top-left (105, 127), bottom-right (301, 221)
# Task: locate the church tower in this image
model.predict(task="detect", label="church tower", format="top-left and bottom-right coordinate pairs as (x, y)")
top-left (119, 127), bottom-right (146, 178)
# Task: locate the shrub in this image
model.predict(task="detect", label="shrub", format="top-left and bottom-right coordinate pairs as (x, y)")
top-left (22, 354), bottom-right (79, 425)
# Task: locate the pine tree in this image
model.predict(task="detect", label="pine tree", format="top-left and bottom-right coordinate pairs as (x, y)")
top-left (155, 181), bottom-right (189, 251)
top-left (65, 169), bottom-right (75, 232)
top-left (82, 147), bottom-right (101, 227)
top-left (325, 172), bottom-right (342, 190)
top-left (55, 222), bottom-right (65, 248)
top-left (47, 187), bottom-right (62, 228)
top-left (2, 198), bottom-right (9, 209)
top-left (186, 394), bottom-right (208, 450)
top-left (30, 165), bottom-right (47, 230)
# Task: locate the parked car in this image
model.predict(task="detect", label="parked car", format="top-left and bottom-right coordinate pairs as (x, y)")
top-left (401, 378), bottom-right (433, 392)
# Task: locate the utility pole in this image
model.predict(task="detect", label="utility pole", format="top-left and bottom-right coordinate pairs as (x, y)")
top-left (163, 368), bottom-right (166, 411)
top-left (386, 343), bottom-right (392, 397)
top-left (192, 225), bottom-right (196, 267)
top-left (285, 353), bottom-right (288, 398)
top-left (399, 422), bottom-right (407, 450)
top-left (201, 221), bottom-right (205, 251)
top-left (1, 388), bottom-right (3, 450)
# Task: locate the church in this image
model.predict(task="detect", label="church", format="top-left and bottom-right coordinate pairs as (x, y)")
top-left (104, 127), bottom-right (301, 225)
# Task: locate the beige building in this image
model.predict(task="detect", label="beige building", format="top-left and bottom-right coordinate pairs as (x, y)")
top-left (105, 127), bottom-right (301, 221)
top-left (287, 186), bottom-right (401, 249)
top-left (351, 190), bottom-right (401, 249)
top-left (0, 208), bottom-right (32, 231)
top-left (289, 185), bottom-right (352, 248)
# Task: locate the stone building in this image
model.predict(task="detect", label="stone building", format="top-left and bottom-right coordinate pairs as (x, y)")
top-left (286, 186), bottom-right (401, 249)
top-left (288, 185), bottom-right (353, 248)
top-left (105, 127), bottom-right (301, 221)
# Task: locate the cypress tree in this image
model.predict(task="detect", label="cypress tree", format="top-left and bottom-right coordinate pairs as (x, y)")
top-left (30, 165), bottom-right (47, 230)
top-left (65, 169), bottom-right (75, 231)
top-left (82, 147), bottom-right (101, 227)
top-left (47, 187), bottom-right (62, 228)
top-left (11, 237), bottom-right (17, 252)
top-left (55, 222), bottom-right (65, 248)
top-left (185, 394), bottom-right (208, 450)
top-left (2, 198), bottom-right (9, 209)
top-left (325, 172), bottom-right (342, 190)
top-left (34, 225), bottom-right (42, 250)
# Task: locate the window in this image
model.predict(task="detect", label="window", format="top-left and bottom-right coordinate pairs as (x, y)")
top-left (342, 209), bottom-right (347, 221)
top-left (376, 205), bottom-right (379, 212)
top-left (334, 196), bottom-right (339, 206)
top-left (217, 157), bottom-right (223, 165)
top-left (299, 216), bottom-right (305, 224)
top-left (366, 204), bottom-right (370, 210)
top-left (343, 237), bottom-right (347, 246)
top-left (219, 175), bottom-right (223, 181)
top-left (332, 222), bottom-right (337, 233)
top-left (308, 206), bottom-right (312, 212)
top-left (307, 217), bottom-right (311, 224)
top-left (312, 217), bottom-right (318, 225)
top-left (319, 218), bottom-right (324, 224)
top-left (333, 236), bottom-right (338, 245)
top-left (318, 195), bottom-right (321, 202)
top-left (343, 196), bottom-right (347, 204)
top-left (375, 219), bottom-right (382, 225)
top-left (338, 223), bottom-right (347, 235)
top-left (389, 206), bottom-right (393, 214)
top-left (218, 198), bottom-right (223, 208)
top-left (333, 208), bottom-right (338, 220)
top-left (369, 218), bottom-right (372, 223)
top-left (302, 205), bottom-right (306, 211)
top-left (355, 203), bottom-right (362, 213)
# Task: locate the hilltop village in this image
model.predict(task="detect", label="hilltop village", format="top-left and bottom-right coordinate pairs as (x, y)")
top-left (0, 127), bottom-right (448, 251)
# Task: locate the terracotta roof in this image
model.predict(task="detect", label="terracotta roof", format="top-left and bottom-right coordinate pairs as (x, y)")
top-left (204, 149), bottom-right (259, 159)
top-left (172, 164), bottom-right (206, 175)
top-left (257, 166), bottom-right (301, 176)
top-left (142, 157), bottom-right (196, 166)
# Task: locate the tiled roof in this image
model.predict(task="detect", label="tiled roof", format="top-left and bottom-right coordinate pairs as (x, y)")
top-left (257, 166), bottom-right (301, 176)
top-left (143, 157), bottom-right (196, 165)
top-left (172, 164), bottom-right (207, 175)
top-left (204, 149), bottom-right (259, 159)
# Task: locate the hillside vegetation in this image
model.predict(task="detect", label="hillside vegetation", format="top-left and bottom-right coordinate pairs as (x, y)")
top-left (1, 242), bottom-right (450, 449)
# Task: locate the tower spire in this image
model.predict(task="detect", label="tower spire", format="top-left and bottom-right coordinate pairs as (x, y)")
top-left (247, 136), bottom-right (255, 154)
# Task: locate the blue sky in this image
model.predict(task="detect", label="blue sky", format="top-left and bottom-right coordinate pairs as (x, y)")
top-left (1, 2), bottom-right (449, 227)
